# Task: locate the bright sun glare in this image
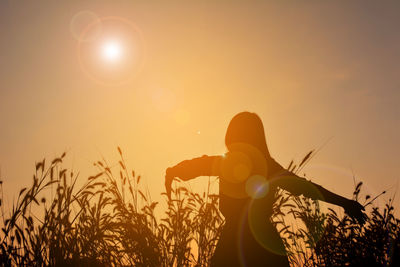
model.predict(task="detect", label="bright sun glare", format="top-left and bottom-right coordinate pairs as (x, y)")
top-left (101, 40), bottom-right (123, 62)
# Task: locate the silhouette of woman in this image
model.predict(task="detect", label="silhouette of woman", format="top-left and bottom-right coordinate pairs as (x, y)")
top-left (165, 112), bottom-right (365, 266)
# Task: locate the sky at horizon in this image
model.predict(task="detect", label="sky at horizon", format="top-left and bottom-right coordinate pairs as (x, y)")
top-left (0, 1), bottom-right (399, 212)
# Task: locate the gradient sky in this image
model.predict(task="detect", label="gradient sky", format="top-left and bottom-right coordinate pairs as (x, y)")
top-left (0, 1), bottom-right (399, 211)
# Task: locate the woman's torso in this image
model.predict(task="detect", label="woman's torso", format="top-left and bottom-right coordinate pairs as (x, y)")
top-left (211, 150), bottom-right (289, 266)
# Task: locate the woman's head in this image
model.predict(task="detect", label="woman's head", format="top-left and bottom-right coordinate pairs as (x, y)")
top-left (225, 112), bottom-right (270, 158)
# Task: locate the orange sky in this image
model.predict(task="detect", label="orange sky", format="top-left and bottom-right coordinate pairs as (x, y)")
top-left (0, 1), bottom-right (399, 212)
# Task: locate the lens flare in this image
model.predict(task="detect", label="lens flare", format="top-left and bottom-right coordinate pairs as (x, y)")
top-left (70, 10), bottom-right (101, 42)
top-left (218, 143), bottom-right (268, 199)
top-left (242, 197), bottom-right (288, 257)
top-left (233, 163), bottom-right (251, 182)
top-left (245, 175), bottom-right (269, 199)
top-left (245, 175), bottom-right (326, 257)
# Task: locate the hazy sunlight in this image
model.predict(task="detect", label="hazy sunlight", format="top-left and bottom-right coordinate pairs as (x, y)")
top-left (101, 40), bottom-right (123, 63)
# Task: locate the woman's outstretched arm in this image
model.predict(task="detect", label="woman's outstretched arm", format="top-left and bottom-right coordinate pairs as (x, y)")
top-left (165, 155), bottom-right (222, 199)
top-left (270, 159), bottom-right (365, 223)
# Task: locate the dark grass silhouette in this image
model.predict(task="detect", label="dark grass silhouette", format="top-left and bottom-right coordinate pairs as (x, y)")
top-left (0, 148), bottom-right (399, 266)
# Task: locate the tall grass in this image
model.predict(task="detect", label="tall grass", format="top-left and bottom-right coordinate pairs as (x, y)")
top-left (0, 148), bottom-right (398, 266)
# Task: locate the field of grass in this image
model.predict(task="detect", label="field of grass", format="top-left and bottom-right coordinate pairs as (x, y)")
top-left (0, 148), bottom-right (399, 266)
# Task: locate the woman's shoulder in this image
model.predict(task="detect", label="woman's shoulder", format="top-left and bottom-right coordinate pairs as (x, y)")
top-left (267, 157), bottom-right (286, 177)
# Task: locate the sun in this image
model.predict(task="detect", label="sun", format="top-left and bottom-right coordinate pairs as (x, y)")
top-left (101, 40), bottom-right (123, 63)
top-left (78, 16), bottom-right (145, 85)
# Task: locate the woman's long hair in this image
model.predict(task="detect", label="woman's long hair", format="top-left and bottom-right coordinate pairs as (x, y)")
top-left (225, 112), bottom-right (271, 159)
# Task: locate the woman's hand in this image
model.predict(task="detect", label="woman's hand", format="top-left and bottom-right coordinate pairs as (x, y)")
top-left (165, 168), bottom-right (174, 200)
top-left (344, 199), bottom-right (366, 225)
